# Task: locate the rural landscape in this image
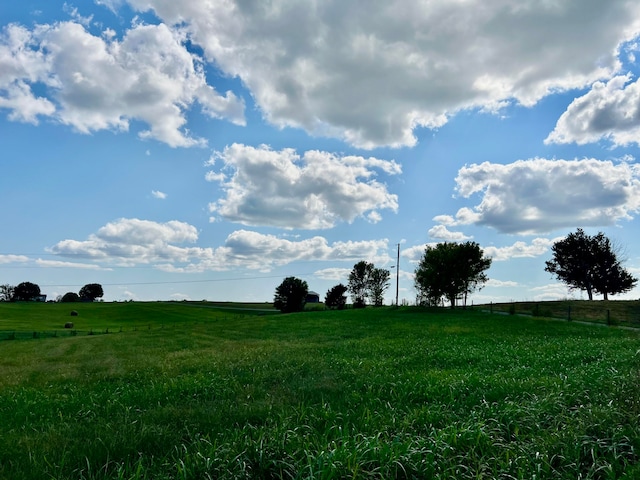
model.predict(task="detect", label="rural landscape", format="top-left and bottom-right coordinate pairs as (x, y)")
top-left (4, 1), bottom-right (640, 478)
top-left (0, 299), bottom-right (639, 479)
top-left (1, 229), bottom-right (640, 479)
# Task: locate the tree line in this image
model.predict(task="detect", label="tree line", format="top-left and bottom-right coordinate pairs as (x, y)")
top-left (273, 228), bottom-right (637, 312)
top-left (0, 282), bottom-right (104, 302)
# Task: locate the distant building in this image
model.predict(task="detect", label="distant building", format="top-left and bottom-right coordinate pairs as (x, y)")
top-left (35, 295), bottom-right (47, 302)
top-left (306, 291), bottom-right (320, 303)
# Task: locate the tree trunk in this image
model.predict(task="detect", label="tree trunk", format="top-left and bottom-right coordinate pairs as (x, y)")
top-left (449, 294), bottom-right (456, 309)
top-left (586, 287), bottom-right (593, 301)
top-left (603, 291), bottom-right (608, 301)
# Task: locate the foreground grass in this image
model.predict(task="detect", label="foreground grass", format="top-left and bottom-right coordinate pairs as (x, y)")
top-left (0, 303), bottom-right (639, 479)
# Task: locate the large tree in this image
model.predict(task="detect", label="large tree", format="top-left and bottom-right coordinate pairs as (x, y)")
top-left (369, 267), bottom-right (391, 306)
top-left (274, 277), bottom-right (308, 313)
top-left (325, 283), bottom-right (348, 310)
top-left (13, 282), bottom-right (41, 302)
top-left (348, 261), bottom-right (374, 308)
top-left (545, 229), bottom-right (637, 300)
top-left (0, 284), bottom-right (14, 302)
top-left (79, 283), bottom-right (104, 302)
top-left (414, 242), bottom-right (492, 308)
top-left (347, 261), bottom-right (391, 307)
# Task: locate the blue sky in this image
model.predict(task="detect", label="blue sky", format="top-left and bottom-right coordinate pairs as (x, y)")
top-left (2, 1), bottom-right (640, 303)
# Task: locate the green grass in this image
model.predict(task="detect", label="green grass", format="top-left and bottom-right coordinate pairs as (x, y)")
top-left (0, 303), bottom-right (639, 479)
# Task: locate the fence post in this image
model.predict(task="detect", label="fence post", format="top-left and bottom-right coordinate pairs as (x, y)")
top-left (567, 306), bottom-right (571, 322)
top-left (490, 301), bottom-right (493, 314)
top-left (607, 309), bottom-right (610, 326)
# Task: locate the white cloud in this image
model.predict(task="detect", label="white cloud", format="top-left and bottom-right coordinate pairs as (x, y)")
top-left (530, 283), bottom-right (574, 301)
top-left (483, 238), bottom-right (559, 262)
top-left (546, 75), bottom-right (640, 147)
top-left (453, 158), bottom-right (640, 234)
top-left (34, 259), bottom-right (106, 269)
top-left (206, 144), bottom-right (400, 229)
top-left (485, 279), bottom-right (519, 288)
top-left (48, 218), bottom-right (391, 271)
top-left (313, 267), bottom-right (351, 281)
top-left (427, 225), bottom-right (472, 241)
top-left (151, 190), bottom-right (167, 199)
top-left (123, 0), bottom-right (639, 148)
top-left (0, 21), bottom-right (245, 146)
top-left (0, 254), bottom-right (30, 264)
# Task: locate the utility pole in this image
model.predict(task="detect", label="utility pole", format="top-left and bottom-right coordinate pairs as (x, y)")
top-left (395, 243), bottom-right (400, 306)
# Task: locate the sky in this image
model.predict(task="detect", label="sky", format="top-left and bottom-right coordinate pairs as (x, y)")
top-left (2, 1), bottom-right (640, 304)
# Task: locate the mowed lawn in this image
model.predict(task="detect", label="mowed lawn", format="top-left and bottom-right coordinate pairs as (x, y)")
top-left (0, 303), bottom-right (639, 479)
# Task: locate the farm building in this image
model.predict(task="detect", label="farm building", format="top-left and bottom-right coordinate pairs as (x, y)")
top-left (306, 291), bottom-right (320, 303)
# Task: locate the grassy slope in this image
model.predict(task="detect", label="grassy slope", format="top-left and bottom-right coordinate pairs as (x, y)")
top-left (0, 303), bottom-right (639, 479)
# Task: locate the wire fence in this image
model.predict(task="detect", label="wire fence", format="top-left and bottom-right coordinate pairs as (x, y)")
top-left (484, 300), bottom-right (640, 328)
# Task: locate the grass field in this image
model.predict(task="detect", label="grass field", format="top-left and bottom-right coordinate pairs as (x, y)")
top-left (0, 302), bottom-right (639, 479)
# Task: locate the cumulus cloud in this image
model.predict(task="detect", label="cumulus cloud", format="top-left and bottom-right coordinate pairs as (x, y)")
top-left (427, 225), bottom-right (472, 241)
top-left (483, 238), bottom-right (558, 262)
top-left (206, 144), bottom-right (400, 229)
top-left (452, 158), bottom-right (640, 234)
top-left (0, 21), bottom-right (245, 146)
top-left (48, 218), bottom-right (391, 271)
top-left (546, 75), bottom-right (640, 147)
top-left (121, 0), bottom-right (639, 148)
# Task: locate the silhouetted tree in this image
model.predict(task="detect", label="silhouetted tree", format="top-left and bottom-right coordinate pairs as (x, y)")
top-left (348, 261), bottom-right (373, 308)
top-left (14, 282), bottom-right (41, 302)
top-left (545, 229), bottom-right (637, 300)
top-left (79, 283), bottom-right (104, 302)
top-left (369, 267), bottom-right (390, 306)
top-left (274, 277), bottom-right (308, 313)
top-left (0, 284), bottom-right (14, 302)
top-left (325, 283), bottom-right (348, 310)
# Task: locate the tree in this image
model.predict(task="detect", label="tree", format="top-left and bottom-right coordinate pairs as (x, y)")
top-left (414, 242), bottom-right (492, 308)
top-left (274, 277), bottom-right (308, 313)
top-left (325, 283), bottom-right (348, 310)
top-left (13, 282), bottom-right (41, 302)
top-left (0, 284), bottom-right (14, 302)
top-left (369, 267), bottom-right (390, 306)
top-left (79, 283), bottom-right (104, 302)
top-left (61, 292), bottom-right (80, 303)
top-left (348, 261), bottom-right (374, 308)
top-left (545, 229), bottom-right (637, 300)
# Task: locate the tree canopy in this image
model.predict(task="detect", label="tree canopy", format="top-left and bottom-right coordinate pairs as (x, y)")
top-left (0, 284), bottom-right (14, 302)
top-left (414, 241), bottom-right (492, 308)
top-left (325, 283), bottom-right (348, 310)
top-left (347, 261), bottom-right (391, 307)
top-left (545, 229), bottom-right (637, 300)
top-left (79, 283), bottom-right (104, 302)
top-left (369, 267), bottom-right (390, 306)
top-left (61, 292), bottom-right (80, 303)
top-left (274, 277), bottom-right (308, 313)
top-left (13, 282), bottom-right (41, 302)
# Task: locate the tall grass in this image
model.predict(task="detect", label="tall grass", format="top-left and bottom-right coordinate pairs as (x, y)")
top-left (0, 303), bottom-right (639, 479)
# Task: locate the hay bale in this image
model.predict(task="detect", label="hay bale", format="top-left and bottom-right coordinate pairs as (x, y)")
top-left (64, 322), bottom-right (74, 328)
top-left (70, 310), bottom-right (78, 317)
